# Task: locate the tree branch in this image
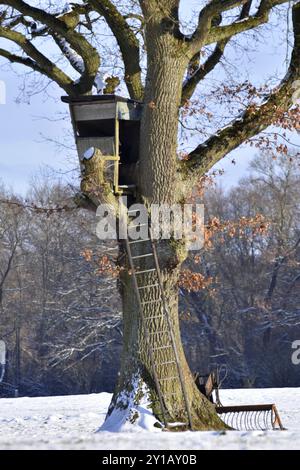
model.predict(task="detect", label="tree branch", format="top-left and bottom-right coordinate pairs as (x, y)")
top-left (181, 1), bottom-right (300, 180)
top-left (188, 0), bottom-right (247, 54)
top-left (265, 236), bottom-right (300, 305)
top-left (0, 0), bottom-right (100, 94)
top-left (0, 238), bottom-right (18, 304)
top-left (89, 0), bottom-right (143, 100)
top-left (207, 0), bottom-right (287, 44)
top-left (0, 47), bottom-right (43, 72)
top-left (240, 0), bottom-right (252, 18)
top-left (181, 1), bottom-right (253, 105)
top-left (52, 34), bottom-right (85, 75)
top-left (0, 25), bottom-right (74, 93)
top-left (181, 39), bottom-right (228, 105)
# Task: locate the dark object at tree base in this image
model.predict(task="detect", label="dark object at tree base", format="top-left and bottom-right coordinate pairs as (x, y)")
top-left (195, 371), bottom-right (285, 431)
top-left (216, 403), bottom-right (285, 431)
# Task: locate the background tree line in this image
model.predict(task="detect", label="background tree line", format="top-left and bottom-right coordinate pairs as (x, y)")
top-left (0, 152), bottom-right (299, 397)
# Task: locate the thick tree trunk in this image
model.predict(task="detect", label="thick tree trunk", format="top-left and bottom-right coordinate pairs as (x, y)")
top-left (102, 22), bottom-right (226, 431)
top-left (103, 251), bottom-right (226, 430)
top-left (139, 32), bottom-right (186, 204)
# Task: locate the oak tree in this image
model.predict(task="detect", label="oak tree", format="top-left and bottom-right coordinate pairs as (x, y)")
top-left (0, 0), bottom-right (299, 430)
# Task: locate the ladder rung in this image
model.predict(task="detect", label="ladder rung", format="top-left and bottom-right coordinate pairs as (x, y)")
top-left (138, 284), bottom-right (159, 289)
top-left (166, 422), bottom-right (188, 428)
top-left (149, 330), bottom-right (170, 335)
top-left (141, 299), bottom-right (162, 305)
top-left (130, 224), bottom-right (148, 228)
top-left (144, 314), bottom-right (165, 320)
top-left (132, 253), bottom-right (153, 259)
top-left (124, 219), bottom-right (193, 431)
top-left (153, 345), bottom-right (173, 351)
top-left (135, 268), bottom-right (156, 274)
top-left (159, 376), bottom-right (179, 381)
top-left (129, 239), bottom-right (150, 244)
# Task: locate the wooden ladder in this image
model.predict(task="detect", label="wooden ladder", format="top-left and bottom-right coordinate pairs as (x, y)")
top-left (124, 209), bottom-right (193, 430)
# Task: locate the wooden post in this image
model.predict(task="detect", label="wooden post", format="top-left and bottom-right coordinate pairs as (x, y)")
top-left (80, 147), bottom-right (119, 209)
top-left (114, 115), bottom-right (120, 192)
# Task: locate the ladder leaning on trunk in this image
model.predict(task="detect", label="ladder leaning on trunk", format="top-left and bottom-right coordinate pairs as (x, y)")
top-left (123, 208), bottom-right (193, 430)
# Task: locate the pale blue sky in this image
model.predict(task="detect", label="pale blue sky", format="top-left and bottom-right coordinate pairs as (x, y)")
top-left (0, 69), bottom-right (76, 194)
top-left (0, 2), bottom-right (298, 196)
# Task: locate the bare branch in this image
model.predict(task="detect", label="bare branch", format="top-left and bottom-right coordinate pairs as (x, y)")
top-left (181, 39), bottom-right (228, 105)
top-left (185, 0), bottom-right (290, 61)
top-left (89, 0), bottom-right (143, 100)
top-left (0, 0), bottom-right (100, 94)
top-left (265, 236), bottom-right (300, 305)
top-left (188, 0), bottom-right (247, 54)
top-left (0, 25), bottom-right (74, 93)
top-left (0, 197), bottom-right (76, 214)
top-left (0, 47), bottom-right (43, 72)
top-left (206, 0), bottom-right (288, 45)
top-left (0, 239), bottom-right (18, 302)
top-left (181, 2), bottom-right (253, 105)
top-left (52, 34), bottom-right (85, 75)
top-left (182, 1), bottom-right (300, 180)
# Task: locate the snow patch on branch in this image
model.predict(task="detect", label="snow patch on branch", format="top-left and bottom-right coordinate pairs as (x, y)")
top-left (61, 2), bottom-right (73, 15)
top-left (26, 2), bottom-right (72, 35)
top-left (29, 24), bottom-right (48, 35)
top-left (53, 2), bottom-right (73, 17)
top-left (55, 36), bottom-right (85, 74)
top-left (94, 72), bottom-right (109, 94)
top-left (53, 36), bottom-right (109, 94)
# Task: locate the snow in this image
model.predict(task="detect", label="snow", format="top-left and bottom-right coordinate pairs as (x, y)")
top-left (94, 72), bottom-right (110, 94)
top-left (0, 388), bottom-right (300, 449)
top-left (55, 2), bottom-right (73, 16)
top-left (62, 2), bottom-right (73, 14)
top-left (235, 18), bottom-right (251, 24)
top-left (100, 376), bottom-right (162, 433)
top-left (82, 147), bottom-right (95, 160)
top-left (56, 37), bottom-right (85, 74)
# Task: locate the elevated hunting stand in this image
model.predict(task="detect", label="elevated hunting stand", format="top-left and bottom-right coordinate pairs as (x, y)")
top-left (61, 94), bottom-right (143, 198)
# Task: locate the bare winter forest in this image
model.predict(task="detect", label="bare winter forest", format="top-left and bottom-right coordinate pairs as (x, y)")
top-left (1, 151), bottom-right (299, 397)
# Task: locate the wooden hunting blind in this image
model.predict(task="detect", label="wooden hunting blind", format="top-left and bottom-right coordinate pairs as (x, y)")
top-left (61, 95), bottom-right (143, 195)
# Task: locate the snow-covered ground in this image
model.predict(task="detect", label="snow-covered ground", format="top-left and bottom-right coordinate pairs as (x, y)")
top-left (0, 388), bottom-right (299, 450)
